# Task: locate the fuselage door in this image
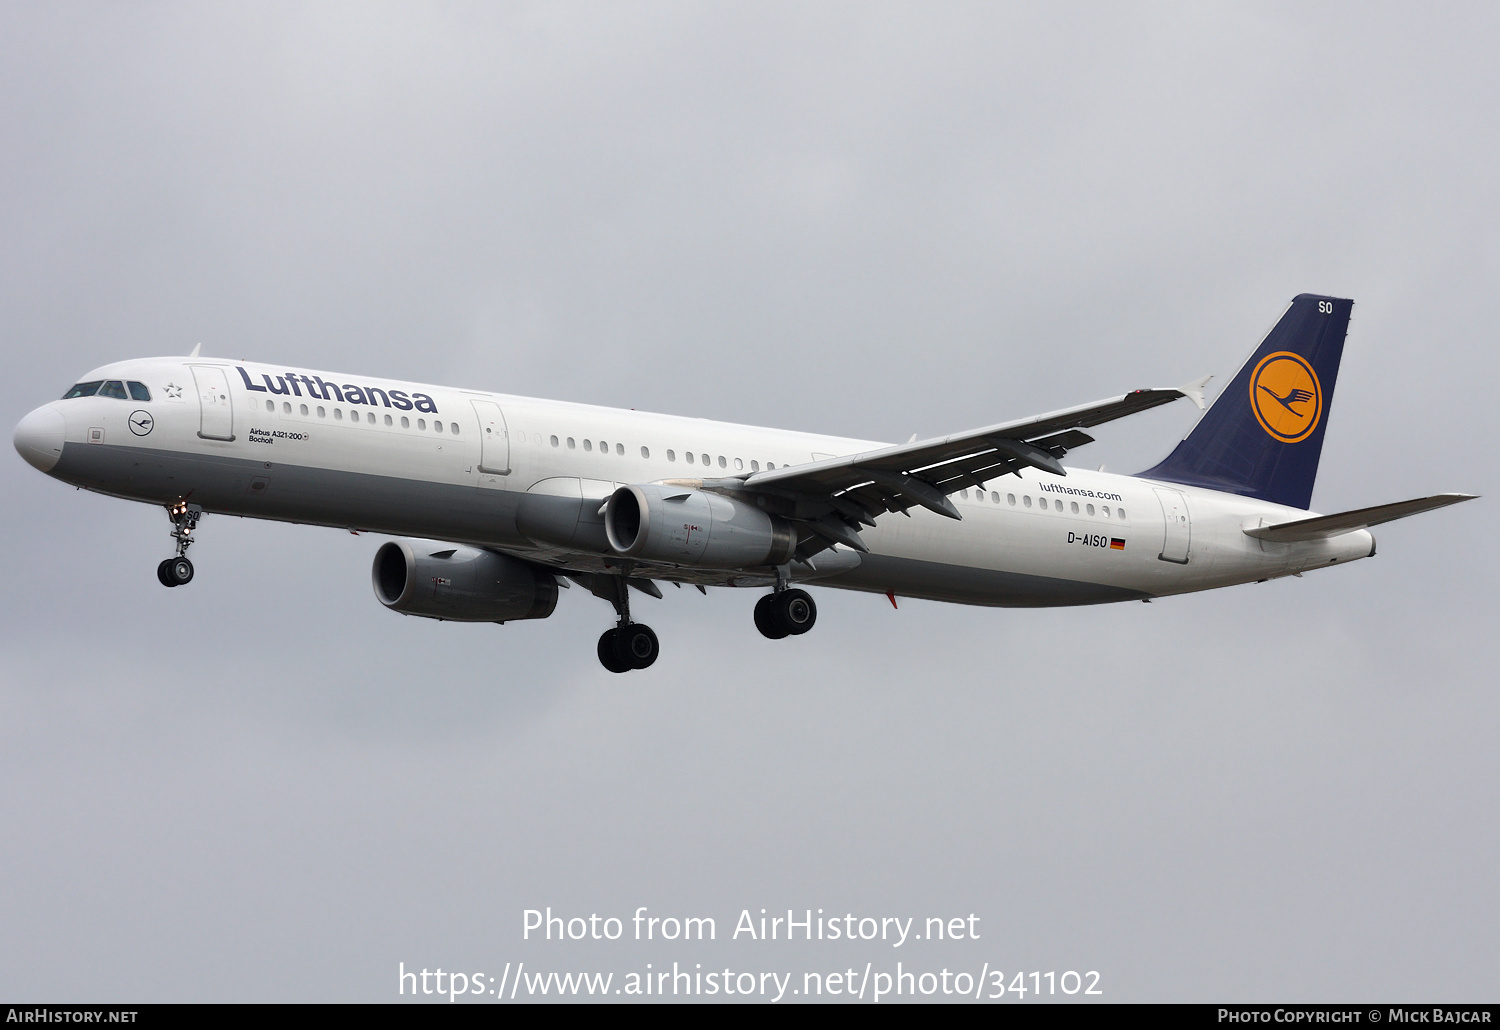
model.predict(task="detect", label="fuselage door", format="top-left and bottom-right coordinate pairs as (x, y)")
top-left (1153, 486), bottom-right (1191, 564)
top-left (472, 399), bottom-right (511, 475)
top-left (189, 365), bottom-right (234, 441)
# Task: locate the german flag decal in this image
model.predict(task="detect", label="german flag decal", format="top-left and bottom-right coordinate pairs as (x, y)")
top-left (1110, 538), bottom-right (1125, 551)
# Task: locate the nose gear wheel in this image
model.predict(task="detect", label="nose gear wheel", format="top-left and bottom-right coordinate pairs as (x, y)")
top-left (157, 557), bottom-right (194, 587)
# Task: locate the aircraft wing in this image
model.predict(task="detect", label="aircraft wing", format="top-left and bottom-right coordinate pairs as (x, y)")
top-left (744, 382), bottom-right (1205, 517)
top-left (694, 379), bottom-right (1208, 558)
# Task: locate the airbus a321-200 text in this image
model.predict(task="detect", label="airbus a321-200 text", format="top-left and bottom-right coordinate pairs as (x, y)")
top-left (12, 294), bottom-right (1475, 672)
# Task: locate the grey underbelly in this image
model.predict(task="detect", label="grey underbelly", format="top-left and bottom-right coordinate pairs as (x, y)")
top-left (53, 443), bottom-right (528, 548)
top-left (54, 443), bottom-right (1145, 607)
top-left (822, 552), bottom-right (1148, 607)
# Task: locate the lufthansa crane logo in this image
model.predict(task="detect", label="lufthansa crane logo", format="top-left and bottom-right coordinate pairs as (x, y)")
top-left (128, 410), bottom-right (155, 436)
top-left (1249, 351), bottom-right (1322, 443)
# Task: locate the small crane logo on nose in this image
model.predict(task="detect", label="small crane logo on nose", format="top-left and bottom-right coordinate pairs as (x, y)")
top-left (129, 410), bottom-right (155, 436)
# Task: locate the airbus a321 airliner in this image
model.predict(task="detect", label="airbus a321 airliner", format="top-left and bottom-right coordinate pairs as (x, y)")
top-left (12, 294), bottom-right (1475, 672)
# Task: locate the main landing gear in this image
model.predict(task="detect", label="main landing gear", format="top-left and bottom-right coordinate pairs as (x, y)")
top-left (156, 501), bottom-right (201, 588)
top-left (754, 587), bottom-right (817, 639)
top-left (595, 575), bottom-right (660, 674)
top-left (590, 575), bottom-right (819, 672)
top-left (598, 623), bottom-right (660, 674)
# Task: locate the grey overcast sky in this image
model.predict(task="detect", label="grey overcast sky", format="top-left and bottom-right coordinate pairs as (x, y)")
top-left (2, 1), bottom-right (1496, 1003)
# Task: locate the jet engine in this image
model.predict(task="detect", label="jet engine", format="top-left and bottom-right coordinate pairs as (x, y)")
top-left (372, 539), bottom-right (558, 622)
top-left (603, 484), bottom-right (796, 567)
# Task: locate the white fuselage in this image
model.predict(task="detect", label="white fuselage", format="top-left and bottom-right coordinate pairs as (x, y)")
top-left (15, 357), bottom-right (1375, 606)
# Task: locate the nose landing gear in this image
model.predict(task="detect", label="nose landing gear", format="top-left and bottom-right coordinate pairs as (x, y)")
top-left (157, 501), bottom-right (202, 588)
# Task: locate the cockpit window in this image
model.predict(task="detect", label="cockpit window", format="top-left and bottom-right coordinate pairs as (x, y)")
top-left (127, 381), bottom-right (151, 401)
top-left (98, 381), bottom-right (128, 400)
top-left (62, 381), bottom-right (103, 399)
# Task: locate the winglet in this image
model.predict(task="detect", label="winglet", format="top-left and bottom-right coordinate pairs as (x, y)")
top-left (1177, 374), bottom-right (1212, 411)
top-left (188, 342), bottom-right (202, 358)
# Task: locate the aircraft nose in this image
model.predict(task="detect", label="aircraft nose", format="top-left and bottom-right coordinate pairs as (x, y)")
top-left (14, 405), bottom-right (65, 473)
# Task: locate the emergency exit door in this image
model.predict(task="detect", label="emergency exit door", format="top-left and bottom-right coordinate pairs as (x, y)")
top-left (471, 400), bottom-right (511, 475)
top-left (1153, 486), bottom-right (1191, 564)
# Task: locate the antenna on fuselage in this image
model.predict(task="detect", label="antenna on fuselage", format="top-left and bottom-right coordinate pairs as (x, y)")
top-left (188, 342), bottom-right (201, 358)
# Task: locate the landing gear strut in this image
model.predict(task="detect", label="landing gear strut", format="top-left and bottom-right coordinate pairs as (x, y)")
top-left (594, 574), bottom-right (660, 673)
top-left (156, 501), bottom-right (201, 588)
top-left (755, 587), bottom-right (817, 639)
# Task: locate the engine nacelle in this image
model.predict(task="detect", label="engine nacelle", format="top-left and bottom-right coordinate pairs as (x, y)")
top-left (372, 539), bottom-right (558, 622)
top-left (604, 484), bottom-right (796, 568)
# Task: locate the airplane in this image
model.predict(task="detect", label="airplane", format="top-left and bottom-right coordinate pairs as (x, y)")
top-left (12, 294), bottom-right (1475, 673)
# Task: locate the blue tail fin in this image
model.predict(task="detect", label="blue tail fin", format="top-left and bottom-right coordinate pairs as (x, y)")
top-left (1137, 294), bottom-right (1351, 509)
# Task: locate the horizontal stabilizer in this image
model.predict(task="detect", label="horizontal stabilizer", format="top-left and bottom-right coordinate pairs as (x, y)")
top-left (1244, 493), bottom-right (1477, 542)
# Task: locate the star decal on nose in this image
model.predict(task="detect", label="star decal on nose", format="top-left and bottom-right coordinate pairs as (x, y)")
top-left (164, 382), bottom-right (183, 399)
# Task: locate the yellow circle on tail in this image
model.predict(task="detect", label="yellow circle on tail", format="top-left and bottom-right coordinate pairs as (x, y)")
top-left (1249, 351), bottom-right (1322, 443)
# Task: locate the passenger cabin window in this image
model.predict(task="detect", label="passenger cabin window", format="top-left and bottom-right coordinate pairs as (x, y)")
top-left (1118, 508), bottom-right (1127, 519)
top-left (384, 414), bottom-right (392, 426)
top-left (62, 381), bottom-right (103, 399)
top-left (450, 422), bottom-right (458, 434)
top-left (317, 406), bottom-right (327, 418)
top-left (685, 452), bottom-right (695, 464)
top-left (285, 403), bottom-right (293, 414)
top-left (1071, 501), bottom-right (1079, 514)
top-left (640, 446), bottom-right (649, 459)
top-left (1101, 505), bottom-right (1110, 517)
top-left (616, 443), bottom-right (624, 455)
top-left (417, 418), bottom-right (426, 430)
top-left (667, 449), bottom-right (676, 461)
top-left (750, 460), bottom-right (759, 472)
top-left (400, 416), bottom-right (409, 428)
top-left (583, 439), bottom-right (592, 451)
top-left (550, 435), bottom-right (558, 447)
top-left (99, 381), bottom-right (128, 400)
top-left (1086, 504), bottom-right (1095, 515)
top-left (434, 420), bottom-right (443, 432)
top-left (567, 437), bottom-right (575, 449)
top-left (301, 404), bottom-right (310, 416)
top-left (127, 381), bottom-right (151, 401)
top-left (265, 400), bottom-right (274, 412)
top-left (701, 453), bottom-right (710, 466)
top-left (734, 458), bottom-right (743, 470)
top-left (1023, 496), bottom-right (1032, 508)
top-left (334, 408), bottom-right (343, 420)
